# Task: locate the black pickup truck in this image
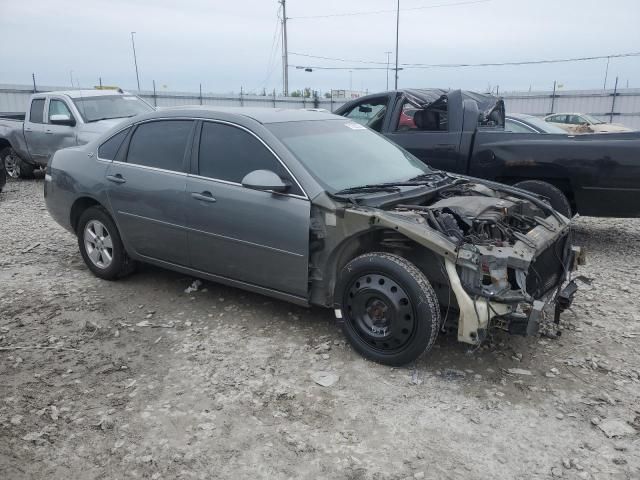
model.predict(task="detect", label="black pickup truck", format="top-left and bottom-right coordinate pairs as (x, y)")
top-left (336, 89), bottom-right (640, 218)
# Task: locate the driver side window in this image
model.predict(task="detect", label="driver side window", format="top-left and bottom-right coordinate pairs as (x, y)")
top-left (343, 98), bottom-right (388, 132)
top-left (48, 99), bottom-right (73, 122)
top-left (395, 100), bottom-right (448, 132)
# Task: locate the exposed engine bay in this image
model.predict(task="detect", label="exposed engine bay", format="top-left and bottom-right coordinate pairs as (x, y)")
top-left (341, 176), bottom-right (580, 344)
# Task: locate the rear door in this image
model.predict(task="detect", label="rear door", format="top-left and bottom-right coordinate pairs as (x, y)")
top-left (185, 120), bottom-right (310, 297)
top-left (44, 97), bottom-right (78, 159)
top-left (105, 119), bottom-right (194, 265)
top-left (24, 97), bottom-right (48, 162)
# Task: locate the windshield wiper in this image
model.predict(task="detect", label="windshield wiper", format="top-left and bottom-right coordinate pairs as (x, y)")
top-left (86, 117), bottom-right (117, 123)
top-left (333, 184), bottom-right (402, 195)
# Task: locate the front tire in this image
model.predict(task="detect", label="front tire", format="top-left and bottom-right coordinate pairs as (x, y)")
top-left (77, 206), bottom-right (134, 280)
top-left (337, 253), bottom-right (440, 366)
top-left (513, 180), bottom-right (572, 217)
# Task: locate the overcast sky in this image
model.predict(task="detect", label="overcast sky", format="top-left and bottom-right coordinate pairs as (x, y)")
top-left (1, 0), bottom-right (639, 95)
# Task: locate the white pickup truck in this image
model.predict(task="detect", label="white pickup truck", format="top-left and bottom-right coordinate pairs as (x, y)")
top-left (0, 89), bottom-right (154, 178)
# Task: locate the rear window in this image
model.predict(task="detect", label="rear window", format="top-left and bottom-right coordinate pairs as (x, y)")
top-left (98, 128), bottom-right (130, 160)
top-left (126, 120), bottom-right (193, 172)
top-left (29, 99), bottom-right (45, 124)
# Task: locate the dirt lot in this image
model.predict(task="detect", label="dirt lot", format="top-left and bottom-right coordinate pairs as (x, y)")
top-left (0, 178), bottom-right (638, 480)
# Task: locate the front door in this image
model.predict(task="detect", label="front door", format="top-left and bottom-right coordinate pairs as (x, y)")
top-left (105, 119), bottom-right (194, 266)
top-left (44, 98), bottom-right (78, 160)
top-left (385, 98), bottom-right (462, 173)
top-left (186, 121), bottom-right (310, 297)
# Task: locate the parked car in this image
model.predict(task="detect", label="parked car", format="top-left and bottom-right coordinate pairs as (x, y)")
top-left (0, 89), bottom-right (154, 178)
top-left (544, 113), bottom-right (633, 134)
top-left (45, 107), bottom-right (581, 366)
top-left (505, 113), bottom-right (567, 134)
top-left (335, 89), bottom-right (640, 218)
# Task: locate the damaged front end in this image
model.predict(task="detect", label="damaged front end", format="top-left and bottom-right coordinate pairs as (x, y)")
top-left (358, 178), bottom-right (583, 344)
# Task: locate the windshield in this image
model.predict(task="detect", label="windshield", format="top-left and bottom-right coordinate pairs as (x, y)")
top-left (72, 95), bottom-right (154, 122)
top-left (513, 115), bottom-right (567, 134)
top-left (268, 120), bottom-right (433, 193)
top-left (582, 114), bottom-right (605, 125)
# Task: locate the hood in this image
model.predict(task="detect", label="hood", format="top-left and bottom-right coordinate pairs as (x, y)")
top-left (76, 118), bottom-right (130, 145)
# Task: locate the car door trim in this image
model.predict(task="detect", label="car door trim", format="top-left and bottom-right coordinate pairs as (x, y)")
top-left (110, 159), bottom-right (188, 176)
top-left (131, 253), bottom-right (309, 306)
top-left (119, 210), bottom-right (304, 257)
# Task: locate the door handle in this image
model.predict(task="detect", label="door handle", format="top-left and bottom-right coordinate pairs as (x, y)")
top-left (25, 128), bottom-right (33, 132)
top-left (191, 191), bottom-right (216, 203)
top-left (45, 130), bottom-right (53, 134)
top-left (434, 144), bottom-right (455, 151)
top-left (106, 174), bottom-right (126, 184)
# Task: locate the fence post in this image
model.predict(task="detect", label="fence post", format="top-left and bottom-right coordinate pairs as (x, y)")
top-left (550, 80), bottom-right (556, 114)
top-left (199, 83), bottom-right (203, 105)
top-left (152, 80), bottom-right (157, 107)
top-left (272, 89), bottom-right (276, 108)
top-left (32, 73), bottom-right (37, 93)
top-left (610, 76), bottom-right (619, 124)
top-left (240, 86), bottom-right (244, 107)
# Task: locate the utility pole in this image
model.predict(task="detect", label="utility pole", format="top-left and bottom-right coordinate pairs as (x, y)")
top-left (394, 0), bottom-right (400, 89)
top-left (280, 0), bottom-right (289, 96)
top-left (349, 70), bottom-right (353, 91)
top-left (385, 51), bottom-right (392, 90)
top-left (603, 55), bottom-right (610, 90)
top-left (131, 31), bottom-right (141, 92)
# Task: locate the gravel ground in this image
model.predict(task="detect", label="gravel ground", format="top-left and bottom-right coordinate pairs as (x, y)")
top-left (1, 178), bottom-right (639, 480)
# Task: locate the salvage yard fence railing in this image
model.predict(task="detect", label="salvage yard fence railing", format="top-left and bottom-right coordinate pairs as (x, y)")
top-left (0, 83), bottom-right (348, 115)
top-left (2, 83), bottom-right (640, 129)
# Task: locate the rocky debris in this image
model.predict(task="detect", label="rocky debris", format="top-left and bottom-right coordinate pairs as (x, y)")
top-left (310, 371), bottom-right (339, 387)
top-left (506, 368), bottom-right (533, 376)
top-left (597, 419), bottom-right (636, 438)
top-left (184, 279), bottom-right (203, 294)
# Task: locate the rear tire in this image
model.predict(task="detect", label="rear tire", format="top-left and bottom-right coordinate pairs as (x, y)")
top-left (513, 180), bottom-right (572, 217)
top-left (336, 252), bottom-right (440, 366)
top-left (77, 206), bottom-right (134, 280)
top-left (1, 147), bottom-right (25, 179)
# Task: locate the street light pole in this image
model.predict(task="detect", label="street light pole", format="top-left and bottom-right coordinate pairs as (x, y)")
top-left (394, 0), bottom-right (400, 89)
top-left (280, 0), bottom-right (289, 96)
top-left (385, 51), bottom-right (392, 90)
top-left (349, 70), bottom-right (353, 91)
top-left (131, 31), bottom-right (141, 92)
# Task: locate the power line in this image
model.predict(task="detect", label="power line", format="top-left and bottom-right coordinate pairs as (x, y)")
top-left (290, 51), bottom-right (640, 70)
top-left (288, 0), bottom-right (490, 19)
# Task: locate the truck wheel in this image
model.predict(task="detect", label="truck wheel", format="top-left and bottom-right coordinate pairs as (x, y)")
top-left (1, 147), bottom-right (25, 179)
top-left (513, 180), bottom-right (572, 217)
top-left (336, 252), bottom-right (440, 366)
top-left (77, 206), bottom-right (135, 280)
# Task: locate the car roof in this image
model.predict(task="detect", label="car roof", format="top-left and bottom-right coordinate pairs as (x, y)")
top-left (148, 106), bottom-right (341, 124)
top-left (43, 89), bottom-right (129, 99)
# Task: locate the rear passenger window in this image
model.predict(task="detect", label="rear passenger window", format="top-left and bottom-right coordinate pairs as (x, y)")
top-left (126, 120), bottom-right (192, 171)
top-left (29, 99), bottom-right (45, 124)
top-left (199, 122), bottom-right (302, 195)
top-left (98, 128), bottom-right (130, 160)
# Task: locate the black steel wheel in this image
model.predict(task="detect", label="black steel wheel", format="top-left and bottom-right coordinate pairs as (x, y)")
top-left (337, 252), bottom-right (440, 366)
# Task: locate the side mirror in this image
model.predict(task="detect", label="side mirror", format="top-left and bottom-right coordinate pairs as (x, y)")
top-left (50, 114), bottom-right (76, 127)
top-left (358, 105), bottom-right (372, 113)
top-left (241, 169), bottom-right (289, 193)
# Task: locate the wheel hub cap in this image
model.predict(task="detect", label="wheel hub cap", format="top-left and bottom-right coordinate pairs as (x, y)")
top-left (84, 220), bottom-right (113, 269)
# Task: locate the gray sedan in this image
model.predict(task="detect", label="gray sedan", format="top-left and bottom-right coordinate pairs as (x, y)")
top-left (45, 107), bottom-right (579, 365)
